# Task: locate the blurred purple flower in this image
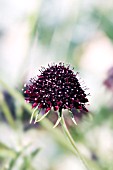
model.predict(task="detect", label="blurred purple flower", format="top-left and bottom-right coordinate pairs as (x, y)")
top-left (104, 67), bottom-right (113, 91)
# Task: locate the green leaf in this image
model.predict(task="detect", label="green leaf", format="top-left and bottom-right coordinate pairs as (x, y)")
top-left (0, 142), bottom-right (15, 156)
top-left (31, 148), bottom-right (41, 158)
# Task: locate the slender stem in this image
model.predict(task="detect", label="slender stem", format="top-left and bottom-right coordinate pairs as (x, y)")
top-left (61, 113), bottom-right (90, 170)
top-left (0, 92), bottom-right (16, 128)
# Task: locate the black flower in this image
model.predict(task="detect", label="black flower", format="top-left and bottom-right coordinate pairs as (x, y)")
top-left (23, 63), bottom-right (89, 125)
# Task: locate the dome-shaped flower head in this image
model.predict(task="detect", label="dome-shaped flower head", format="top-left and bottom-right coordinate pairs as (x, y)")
top-left (23, 63), bottom-right (89, 126)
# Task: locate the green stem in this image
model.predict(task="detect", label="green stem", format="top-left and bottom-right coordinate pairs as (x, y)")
top-left (0, 92), bottom-right (16, 128)
top-left (61, 113), bottom-right (90, 170)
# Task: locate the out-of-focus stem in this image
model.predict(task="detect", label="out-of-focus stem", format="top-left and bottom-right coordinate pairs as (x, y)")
top-left (61, 113), bottom-right (90, 170)
top-left (0, 92), bottom-right (16, 128)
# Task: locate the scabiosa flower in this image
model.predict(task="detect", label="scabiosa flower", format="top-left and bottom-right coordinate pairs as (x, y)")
top-left (23, 63), bottom-right (89, 126)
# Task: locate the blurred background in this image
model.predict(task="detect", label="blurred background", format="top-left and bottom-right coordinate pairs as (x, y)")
top-left (0, 0), bottom-right (113, 169)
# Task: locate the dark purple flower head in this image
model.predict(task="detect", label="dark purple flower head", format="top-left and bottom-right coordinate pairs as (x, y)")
top-left (23, 63), bottom-right (89, 124)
